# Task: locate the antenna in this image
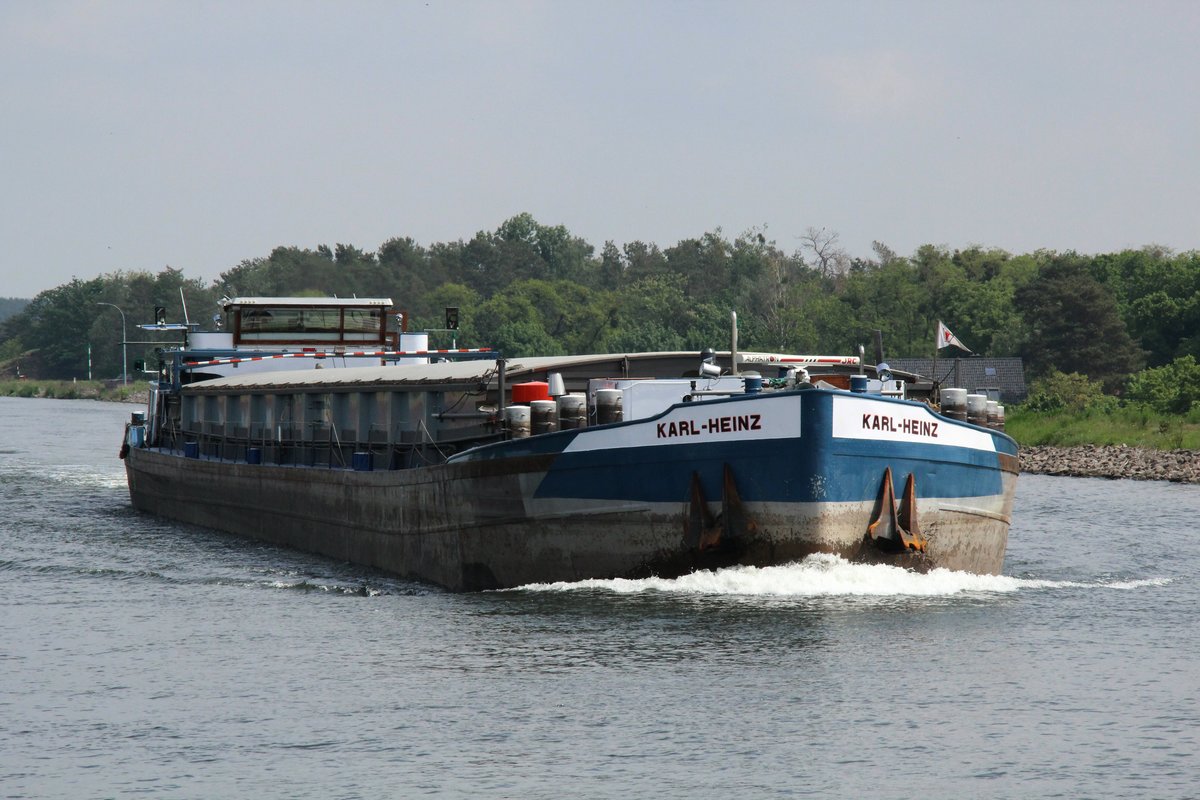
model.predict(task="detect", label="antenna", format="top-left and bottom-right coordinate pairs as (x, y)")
top-left (179, 288), bottom-right (191, 326)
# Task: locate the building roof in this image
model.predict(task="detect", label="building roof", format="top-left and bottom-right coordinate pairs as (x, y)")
top-left (889, 357), bottom-right (1027, 402)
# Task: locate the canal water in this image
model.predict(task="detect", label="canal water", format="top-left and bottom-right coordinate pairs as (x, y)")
top-left (1, 397), bottom-right (1196, 799)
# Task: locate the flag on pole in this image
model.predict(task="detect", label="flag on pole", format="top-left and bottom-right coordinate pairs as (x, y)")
top-left (936, 320), bottom-right (972, 352)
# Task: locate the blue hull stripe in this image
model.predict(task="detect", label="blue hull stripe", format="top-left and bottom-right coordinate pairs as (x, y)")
top-left (533, 437), bottom-right (1005, 504)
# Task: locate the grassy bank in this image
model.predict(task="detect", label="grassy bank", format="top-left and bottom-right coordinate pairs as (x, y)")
top-left (0, 379), bottom-right (147, 404)
top-left (1006, 405), bottom-right (1200, 450)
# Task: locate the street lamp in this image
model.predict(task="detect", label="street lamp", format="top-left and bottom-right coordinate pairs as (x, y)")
top-left (96, 302), bottom-right (127, 386)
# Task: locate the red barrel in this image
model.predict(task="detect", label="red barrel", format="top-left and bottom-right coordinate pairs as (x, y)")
top-left (511, 381), bottom-right (551, 404)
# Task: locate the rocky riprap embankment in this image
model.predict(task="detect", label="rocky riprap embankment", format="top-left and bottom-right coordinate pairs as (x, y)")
top-left (1021, 445), bottom-right (1200, 484)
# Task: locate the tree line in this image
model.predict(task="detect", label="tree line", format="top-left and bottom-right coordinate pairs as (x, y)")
top-left (2, 213), bottom-right (1197, 412)
top-left (0, 298), bottom-right (28, 323)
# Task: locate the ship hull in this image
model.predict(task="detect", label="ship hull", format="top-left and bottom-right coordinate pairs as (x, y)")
top-left (126, 389), bottom-right (1018, 590)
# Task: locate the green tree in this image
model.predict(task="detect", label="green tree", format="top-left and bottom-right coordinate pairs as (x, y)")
top-left (217, 246), bottom-right (348, 297)
top-left (0, 298), bottom-right (29, 323)
top-left (1093, 248), bottom-right (1200, 367)
top-left (216, 256), bottom-right (275, 297)
top-left (412, 283), bottom-right (481, 347)
top-left (470, 280), bottom-right (610, 356)
top-left (1016, 254), bottom-right (1144, 392)
top-left (500, 214), bottom-right (593, 285)
top-left (331, 243), bottom-right (391, 297)
top-left (1022, 370), bottom-right (1113, 413)
top-left (473, 292), bottom-right (564, 357)
top-left (597, 241), bottom-right (625, 291)
top-left (665, 231), bottom-right (733, 305)
top-left (752, 245), bottom-right (809, 351)
top-left (488, 319), bottom-right (564, 358)
top-left (605, 274), bottom-right (726, 353)
top-left (1125, 355), bottom-right (1200, 413)
top-left (840, 258), bottom-right (927, 357)
top-left (22, 278), bottom-right (106, 378)
top-left (462, 214), bottom-right (595, 296)
top-left (622, 240), bottom-right (669, 283)
top-left (378, 236), bottom-right (442, 307)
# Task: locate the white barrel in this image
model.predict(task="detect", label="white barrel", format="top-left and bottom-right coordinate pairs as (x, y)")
top-left (941, 387), bottom-right (967, 421)
top-left (966, 393), bottom-right (989, 425)
top-left (530, 400), bottom-right (558, 436)
top-left (986, 400), bottom-right (1000, 428)
top-left (941, 387), bottom-right (967, 409)
top-left (504, 405), bottom-right (531, 439)
top-left (940, 388), bottom-right (969, 422)
top-left (995, 404), bottom-right (1005, 431)
top-left (595, 389), bottom-right (623, 425)
top-left (557, 394), bottom-right (586, 429)
top-left (397, 332), bottom-right (430, 364)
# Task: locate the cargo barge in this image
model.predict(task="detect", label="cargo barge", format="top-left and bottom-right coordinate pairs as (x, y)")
top-left (122, 297), bottom-right (1019, 590)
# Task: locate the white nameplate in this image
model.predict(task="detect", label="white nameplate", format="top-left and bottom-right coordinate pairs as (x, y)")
top-left (564, 394), bottom-right (801, 454)
top-left (831, 395), bottom-right (995, 451)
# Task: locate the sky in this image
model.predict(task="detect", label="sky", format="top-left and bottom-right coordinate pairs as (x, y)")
top-left (2, 0), bottom-right (1198, 299)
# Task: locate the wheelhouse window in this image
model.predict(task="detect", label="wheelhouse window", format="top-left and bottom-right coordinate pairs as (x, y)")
top-left (344, 308), bottom-right (384, 333)
top-left (233, 304), bottom-right (387, 345)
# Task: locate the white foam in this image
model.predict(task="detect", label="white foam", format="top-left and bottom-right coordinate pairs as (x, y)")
top-left (518, 554), bottom-right (1172, 597)
top-left (1090, 577), bottom-right (1172, 590)
top-left (267, 579), bottom-right (384, 596)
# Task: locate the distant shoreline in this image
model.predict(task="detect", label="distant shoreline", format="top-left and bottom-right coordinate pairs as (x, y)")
top-left (0, 383), bottom-right (148, 405)
top-left (1021, 445), bottom-right (1200, 484)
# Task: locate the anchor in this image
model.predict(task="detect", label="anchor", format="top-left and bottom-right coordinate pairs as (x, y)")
top-left (684, 464), bottom-right (757, 552)
top-left (866, 467), bottom-right (927, 553)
